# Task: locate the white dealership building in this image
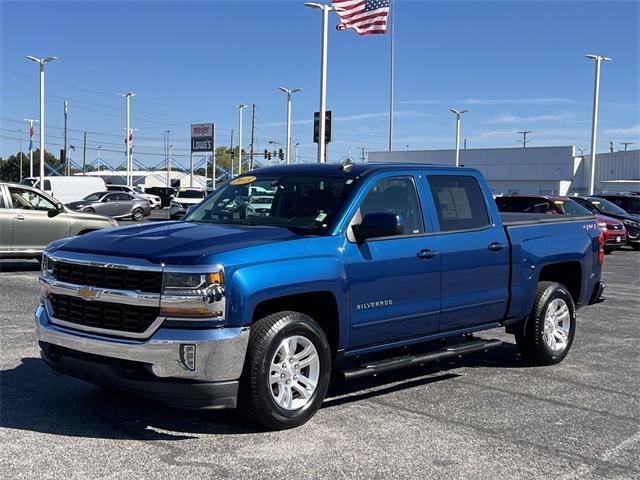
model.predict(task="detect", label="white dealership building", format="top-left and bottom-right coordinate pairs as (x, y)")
top-left (368, 146), bottom-right (640, 196)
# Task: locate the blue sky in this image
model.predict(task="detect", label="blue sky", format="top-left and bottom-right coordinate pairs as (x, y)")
top-left (1, 0), bottom-right (638, 170)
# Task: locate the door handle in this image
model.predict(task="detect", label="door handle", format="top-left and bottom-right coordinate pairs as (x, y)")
top-left (488, 242), bottom-right (506, 251)
top-left (14, 214), bottom-right (25, 221)
top-left (417, 249), bottom-right (438, 259)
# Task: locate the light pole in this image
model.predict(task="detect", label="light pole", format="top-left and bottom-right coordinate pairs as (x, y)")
top-left (18, 129), bottom-right (23, 181)
top-left (237, 104), bottom-right (247, 175)
top-left (64, 100), bottom-right (68, 175)
top-left (278, 87), bottom-right (302, 164)
top-left (294, 143), bottom-right (300, 164)
top-left (119, 91), bottom-right (135, 186)
top-left (305, 2), bottom-right (344, 163)
top-left (586, 54), bottom-right (611, 195)
top-left (26, 55), bottom-right (57, 188)
top-left (449, 108), bottom-right (469, 167)
top-left (24, 118), bottom-right (38, 178)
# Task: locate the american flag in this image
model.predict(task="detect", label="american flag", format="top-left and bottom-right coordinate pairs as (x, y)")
top-left (125, 129), bottom-right (133, 154)
top-left (29, 124), bottom-right (34, 151)
top-left (333, 0), bottom-right (390, 36)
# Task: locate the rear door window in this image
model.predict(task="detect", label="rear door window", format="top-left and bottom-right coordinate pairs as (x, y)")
top-left (427, 175), bottom-right (491, 232)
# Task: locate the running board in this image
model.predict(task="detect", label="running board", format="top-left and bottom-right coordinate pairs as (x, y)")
top-left (341, 339), bottom-right (503, 381)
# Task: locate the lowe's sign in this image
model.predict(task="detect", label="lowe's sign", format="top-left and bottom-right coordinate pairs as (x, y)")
top-left (191, 123), bottom-right (214, 152)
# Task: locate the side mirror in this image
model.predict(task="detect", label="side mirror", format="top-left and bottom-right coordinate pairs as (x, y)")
top-left (352, 212), bottom-right (405, 242)
top-left (56, 202), bottom-right (64, 213)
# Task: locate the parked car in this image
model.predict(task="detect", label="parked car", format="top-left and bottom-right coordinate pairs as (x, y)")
top-left (20, 175), bottom-right (107, 204)
top-left (594, 194), bottom-right (640, 215)
top-left (143, 186), bottom-right (176, 208)
top-left (66, 191), bottom-right (151, 221)
top-left (0, 182), bottom-right (117, 259)
top-left (107, 184), bottom-right (162, 209)
top-left (495, 195), bottom-right (627, 253)
top-left (36, 163), bottom-right (605, 430)
top-left (573, 196), bottom-right (640, 250)
top-left (170, 188), bottom-right (207, 219)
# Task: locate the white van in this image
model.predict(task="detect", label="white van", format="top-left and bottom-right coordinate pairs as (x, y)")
top-left (20, 176), bottom-right (107, 204)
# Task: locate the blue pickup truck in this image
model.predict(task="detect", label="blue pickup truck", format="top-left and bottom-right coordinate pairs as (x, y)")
top-left (36, 163), bottom-right (605, 429)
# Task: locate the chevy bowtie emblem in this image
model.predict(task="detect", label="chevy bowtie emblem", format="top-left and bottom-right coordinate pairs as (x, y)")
top-left (77, 287), bottom-right (98, 300)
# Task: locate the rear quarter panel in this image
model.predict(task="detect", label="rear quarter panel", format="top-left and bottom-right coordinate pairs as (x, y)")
top-left (506, 218), bottom-right (601, 321)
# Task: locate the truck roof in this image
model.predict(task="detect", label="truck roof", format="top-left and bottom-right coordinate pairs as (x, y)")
top-left (251, 162), bottom-right (477, 178)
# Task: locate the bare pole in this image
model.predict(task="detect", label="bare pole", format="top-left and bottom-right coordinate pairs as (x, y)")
top-left (586, 54), bottom-right (611, 195)
top-left (18, 129), bottom-right (23, 181)
top-left (388, 0), bottom-right (395, 153)
top-left (82, 131), bottom-right (87, 174)
top-left (64, 100), bottom-right (68, 175)
top-left (249, 104), bottom-right (256, 170)
top-left (237, 104), bottom-right (247, 175)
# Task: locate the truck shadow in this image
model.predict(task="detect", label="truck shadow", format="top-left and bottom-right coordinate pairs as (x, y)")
top-left (0, 260), bottom-right (41, 273)
top-left (1, 343), bottom-right (526, 440)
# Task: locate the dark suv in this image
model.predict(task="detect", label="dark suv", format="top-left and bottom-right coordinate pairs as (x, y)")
top-left (594, 194), bottom-right (640, 215)
top-left (573, 196), bottom-right (640, 251)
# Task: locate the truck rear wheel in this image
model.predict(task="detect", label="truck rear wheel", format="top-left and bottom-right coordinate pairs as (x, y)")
top-left (239, 311), bottom-right (331, 430)
top-left (515, 281), bottom-right (576, 366)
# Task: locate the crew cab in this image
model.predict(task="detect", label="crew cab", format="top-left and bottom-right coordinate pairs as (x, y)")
top-left (35, 163), bottom-right (605, 430)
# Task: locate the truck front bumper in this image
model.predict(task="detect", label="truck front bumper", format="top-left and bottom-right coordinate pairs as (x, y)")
top-left (35, 305), bottom-right (249, 410)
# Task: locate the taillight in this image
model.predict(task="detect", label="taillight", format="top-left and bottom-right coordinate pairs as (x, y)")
top-left (598, 230), bottom-right (604, 265)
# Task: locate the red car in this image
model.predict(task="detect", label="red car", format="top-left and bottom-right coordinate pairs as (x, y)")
top-left (495, 195), bottom-right (627, 253)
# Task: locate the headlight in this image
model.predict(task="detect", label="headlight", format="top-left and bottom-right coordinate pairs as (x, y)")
top-left (108, 218), bottom-right (119, 227)
top-left (598, 222), bottom-right (607, 229)
top-left (41, 254), bottom-right (54, 276)
top-left (160, 268), bottom-right (225, 319)
top-left (623, 220), bottom-right (639, 228)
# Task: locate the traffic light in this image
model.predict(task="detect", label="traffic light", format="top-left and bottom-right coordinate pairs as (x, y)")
top-left (278, 148), bottom-right (284, 161)
top-left (264, 149), bottom-right (269, 159)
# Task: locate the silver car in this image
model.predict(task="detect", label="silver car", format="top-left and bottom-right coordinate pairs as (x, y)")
top-left (0, 182), bottom-right (118, 260)
top-left (66, 191), bottom-right (151, 221)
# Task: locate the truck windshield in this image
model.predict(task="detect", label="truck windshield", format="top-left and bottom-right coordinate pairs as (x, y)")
top-left (185, 174), bottom-right (358, 234)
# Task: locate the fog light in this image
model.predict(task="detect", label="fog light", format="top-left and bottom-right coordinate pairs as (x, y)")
top-left (180, 344), bottom-right (196, 371)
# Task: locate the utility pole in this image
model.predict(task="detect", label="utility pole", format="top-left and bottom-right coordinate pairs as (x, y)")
top-left (237, 104), bottom-right (247, 175)
top-left (82, 131), bottom-right (87, 174)
top-left (229, 129), bottom-right (235, 177)
top-left (18, 129), bottom-right (23, 181)
top-left (609, 141), bottom-right (615, 153)
top-left (24, 118), bottom-right (38, 178)
top-left (586, 54), bottom-right (612, 195)
top-left (620, 142), bottom-right (634, 151)
top-left (120, 92), bottom-right (135, 186)
top-left (249, 103), bottom-right (256, 170)
top-left (360, 146), bottom-right (366, 163)
top-left (518, 130), bottom-right (532, 148)
top-left (64, 100), bottom-right (68, 175)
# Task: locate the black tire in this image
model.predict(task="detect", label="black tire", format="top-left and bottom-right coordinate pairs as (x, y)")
top-left (239, 311), bottom-right (332, 430)
top-left (132, 208), bottom-right (144, 221)
top-left (515, 281), bottom-right (576, 366)
top-left (83, 207), bottom-right (95, 214)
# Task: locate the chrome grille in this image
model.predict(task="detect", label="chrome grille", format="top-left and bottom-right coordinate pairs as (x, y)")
top-left (53, 261), bottom-right (163, 293)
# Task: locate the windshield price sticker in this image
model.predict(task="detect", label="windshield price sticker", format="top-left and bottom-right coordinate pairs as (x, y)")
top-left (230, 176), bottom-right (257, 186)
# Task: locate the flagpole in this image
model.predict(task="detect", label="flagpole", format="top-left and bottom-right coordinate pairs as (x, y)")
top-left (387, 0), bottom-right (395, 154)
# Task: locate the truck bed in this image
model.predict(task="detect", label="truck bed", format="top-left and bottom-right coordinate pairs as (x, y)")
top-left (500, 212), bottom-right (596, 227)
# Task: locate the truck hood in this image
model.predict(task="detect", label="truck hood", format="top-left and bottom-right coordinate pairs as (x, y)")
top-left (52, 221), bottom-right (299, 264)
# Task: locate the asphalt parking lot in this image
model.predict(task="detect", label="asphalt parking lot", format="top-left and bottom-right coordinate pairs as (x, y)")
top-left (0, 245), bottom-right (638, 479)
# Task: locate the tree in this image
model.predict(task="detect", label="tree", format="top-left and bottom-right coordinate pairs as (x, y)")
top-left (0, 149), bottom-right (61, 182)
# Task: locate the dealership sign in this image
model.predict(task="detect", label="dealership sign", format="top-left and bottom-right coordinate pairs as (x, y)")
top-left (191, 123), bottom-right (214, 152)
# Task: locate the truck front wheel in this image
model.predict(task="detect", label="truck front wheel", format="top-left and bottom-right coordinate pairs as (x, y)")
top-left (239, 311), bottom-right (332, 430)
top-left (515, 281), bottom-right (576, 366)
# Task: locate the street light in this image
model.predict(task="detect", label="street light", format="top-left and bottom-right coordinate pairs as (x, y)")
top-left (449, 108), bottom-right (469, 167)
top-left (305, 2), bottom-right (344, 163)
top-left (119, 92), bottom-right (135, 186)
top-left (585, 54), bottom-right (611, 195)
top-left (278, 87), bottom-right (302, 164)
top-left (237, 104), bottom-right (247, 175)
top-left (26, 55), bottom-right (57, 187)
